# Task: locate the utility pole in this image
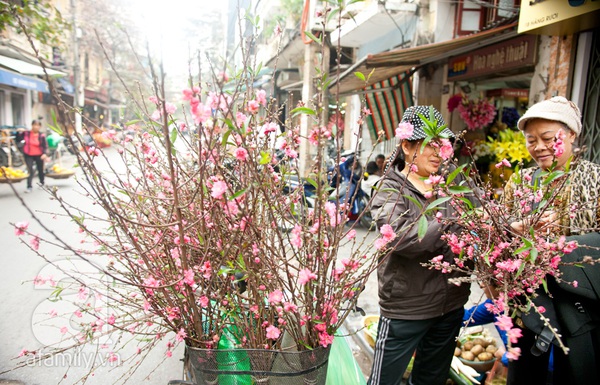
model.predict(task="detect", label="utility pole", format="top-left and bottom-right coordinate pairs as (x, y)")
top-left (71, 0), bottom-right (82, 133)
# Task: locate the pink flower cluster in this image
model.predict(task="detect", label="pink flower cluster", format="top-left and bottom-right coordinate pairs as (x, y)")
top-left (456, 97), bottom-right (496, 131)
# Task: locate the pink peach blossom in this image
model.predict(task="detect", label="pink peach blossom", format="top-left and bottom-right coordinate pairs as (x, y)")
top-left (299, 268), bottom-right (317, 285)
top-left (15, 221), bottom-right (29, 236)
top-left (395, 122), bottom-right (414, 140)
top-left (266, 325), bottom-right (281, 339)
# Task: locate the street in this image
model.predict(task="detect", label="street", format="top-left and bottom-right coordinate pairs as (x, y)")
top-left (0, 148), bottom-right (182, 385)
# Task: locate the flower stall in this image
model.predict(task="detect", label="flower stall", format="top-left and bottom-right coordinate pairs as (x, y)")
top-left (449, 92), bottom-right (531, 188)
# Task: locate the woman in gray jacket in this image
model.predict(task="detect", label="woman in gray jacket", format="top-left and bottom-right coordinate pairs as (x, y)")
top-left (368, 106), bottom-right (473, 385)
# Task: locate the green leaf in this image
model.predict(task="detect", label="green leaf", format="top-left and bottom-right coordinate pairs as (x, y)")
top-left (327, 8), bottom-right (340, 23)
top-left (367, 68), bottom-right (375, 81)
top-left (259, 151), bottom-right (271, 165)
top-left (291, 107), bottom-right (317, 117)
top-left (417, 215), bottom-right (428, 240)
top-left (169, 126), bottom-right (178, 145)
top-left (425, 196), bottom-right (451, 212)
top-left (221, 129), bottom-right (232, 147)
top-left (48, 109), bottom-right (63, 135)
top-left (354, 72), bottom-right (366, 81)
top-left (514, 259), bottom-right (527, 278)
top-left (403, 194), bottom-right (423, 210)
top-left (514, 238), bottom-right (533, 255)
top-left (237, 253), bottom-right (246, 270)
top-left (541, 170), bottom-right (565, 186)
top-left (48, 285), bottom-right (64, 302)
top-left (456, 197), bottom-right (474, 210)
top-left (448, 186), bottom-right (473, 194)
top-left (528, 247), bottom-right (538, 263)
top-left (564, 157), bottom-right (572, 172)
top-left (223, 118), bottom-right (237, 132)
top-left (446, 164), bottom-right (467, 185)
top-left (304, 30), bottom-right (321, 44)
top-left (230, 188), bottom-right (247, 200)
top-left (305, 177), bottom-right (319, 190)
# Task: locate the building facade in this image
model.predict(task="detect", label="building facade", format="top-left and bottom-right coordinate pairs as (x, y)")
top-left (252, 0), bottom-right (600, 169)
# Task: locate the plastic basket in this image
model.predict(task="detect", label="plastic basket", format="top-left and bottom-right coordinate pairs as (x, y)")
top-left (185, 345), bottom-right (331, 385)
top-left (362, 315), bottom-right (379, 349)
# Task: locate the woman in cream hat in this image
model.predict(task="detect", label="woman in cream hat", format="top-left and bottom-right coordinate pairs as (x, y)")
top-left (504, 96), bottom-right (600, 385)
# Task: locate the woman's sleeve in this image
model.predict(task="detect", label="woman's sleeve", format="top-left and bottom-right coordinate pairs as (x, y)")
top-left (463, 299), bottom-right (495, 325)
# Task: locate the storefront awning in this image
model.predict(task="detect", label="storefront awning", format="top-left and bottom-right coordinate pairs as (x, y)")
top-left (0, 68), bottom-right (48, 92)
top-left (56, 77), bottom-right (74, 94)
top-left (330, 22), bottom-right (518, 95)
top-left (364, 72), bottom-right (414, 142)
top-left (0, 55), bottom-right (66, 77)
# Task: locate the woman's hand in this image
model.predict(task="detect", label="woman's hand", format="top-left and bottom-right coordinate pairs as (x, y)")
top-left (537, 210), bottom-right (559, 233)
top-left (510, 211), bottom-right (558, 234)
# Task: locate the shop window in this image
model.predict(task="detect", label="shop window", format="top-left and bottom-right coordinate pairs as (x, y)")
top-left (456, 0), bottom-right (484, 36)
top-left (11, 93), bottom-right (24, 127)
top-left (455, 0), bottom-right (519, 36)
top-left (485, 0), bottom-right (519, 26)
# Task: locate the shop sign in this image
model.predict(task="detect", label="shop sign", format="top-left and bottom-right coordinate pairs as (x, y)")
top-left (448, 35), bottom-right (537, 82)
top-left (486, 88), bottom-right (529, 98)
top-left (0, 68), bottom-right (49, 92)
top-left (518, 0), bottom-right (600, 35)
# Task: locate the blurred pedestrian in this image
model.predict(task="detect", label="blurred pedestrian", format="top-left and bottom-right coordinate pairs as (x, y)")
top-left (361, 161), bottom-right (382, 196)
top-left (375, 153), bottom-right (385, 174)
top-left (17, 120), bottom-right (48, 192)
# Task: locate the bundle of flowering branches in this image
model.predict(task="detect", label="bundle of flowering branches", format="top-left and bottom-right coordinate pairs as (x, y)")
top-left (7, 8), bottom-right (384, 380)
top-left (12, 68), bottom-right (379, 375)
top-left (423, 142), bottom-right (595, 358)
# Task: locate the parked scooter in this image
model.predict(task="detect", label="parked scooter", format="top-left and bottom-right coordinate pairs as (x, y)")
top-left (328, 153), bottom-right (373, 229)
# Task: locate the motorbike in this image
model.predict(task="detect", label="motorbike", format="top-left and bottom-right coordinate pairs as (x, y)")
top-left (328, 153), bottom-right (373, 229)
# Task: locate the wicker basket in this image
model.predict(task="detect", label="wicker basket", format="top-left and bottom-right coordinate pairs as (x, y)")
top-left (0, 176), bottom-right (27, 184)
top-left (46, 170), bottom-right (75, 179)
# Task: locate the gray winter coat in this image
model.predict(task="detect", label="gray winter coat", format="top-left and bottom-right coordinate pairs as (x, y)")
top-left (370, 166), bottom-right (472, 320)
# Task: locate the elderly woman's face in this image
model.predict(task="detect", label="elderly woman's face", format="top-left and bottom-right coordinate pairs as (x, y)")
top-left (524, 118), bottom-right (576, 171)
